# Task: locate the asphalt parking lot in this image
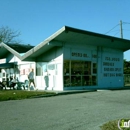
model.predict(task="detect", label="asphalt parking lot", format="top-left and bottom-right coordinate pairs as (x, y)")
top-left (0, 90), bottom-right (130, 130)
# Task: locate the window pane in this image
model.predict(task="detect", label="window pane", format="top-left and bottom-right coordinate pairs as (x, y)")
top-left (64, 76), bottom-right (71, 87)
top-left (64, 60), bottom-right (97, 87)
top-left (36, 63), bottom-right (47, 76)
top-left (48, 64), bottom-right (55, 70)
top-left (83, 61), bottom-right (91, 75)
top-left (82, 76), bottom-right (92, 86)
top-left (92, 76), bottom-right (97, 85)
top-left (64, 61), bottom-right (70, 75)
top-left (71, 61), bottom-right (83, 75)
top-left (71, 76), bottom-right (81, 86)
top-left (36, 63), bottom-right (42, 76)
top-left (3, 73), bottom-right (5, 77)
top-left (93, 63), bottom-right (97, 74)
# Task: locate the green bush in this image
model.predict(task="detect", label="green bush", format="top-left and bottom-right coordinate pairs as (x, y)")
top-left (100, 119), bottom-right (130, 130)
top-left (100, 120), bottom-right (119, 130)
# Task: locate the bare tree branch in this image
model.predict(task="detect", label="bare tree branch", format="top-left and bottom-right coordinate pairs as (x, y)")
top-left (0, 26), bottom-right (21, 44)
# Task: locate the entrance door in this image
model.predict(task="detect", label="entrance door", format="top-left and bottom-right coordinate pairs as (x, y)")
top-left (47, 63), bottom-right (55, 90)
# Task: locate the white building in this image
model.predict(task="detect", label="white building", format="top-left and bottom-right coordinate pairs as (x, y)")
top-left (1, 26), bottom-right (130, 91)
top-left (0, 43), bottom-right (34, 85)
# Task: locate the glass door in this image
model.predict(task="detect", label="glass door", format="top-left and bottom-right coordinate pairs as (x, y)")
top-left (47, 63), bottom-right (56, 90)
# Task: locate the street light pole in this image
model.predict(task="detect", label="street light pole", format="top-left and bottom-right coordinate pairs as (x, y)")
top-left (120, 20), bottom-right (123, 39)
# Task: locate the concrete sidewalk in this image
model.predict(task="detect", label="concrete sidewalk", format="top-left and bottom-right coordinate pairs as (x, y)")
top-left (29, 86), bottom-right (130, 99)
top-left (45, 89), bottom-right (95, 95)
top-left (29, 89), bottom-right (95, 98)
top-left (39, 86), bottom-right (130, 96)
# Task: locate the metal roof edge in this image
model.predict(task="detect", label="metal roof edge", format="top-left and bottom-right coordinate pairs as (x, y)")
top-left (21, 26), bottom-right (66, 60)
top-left (64, 26), bottom-right (130, 42)
top-left (0, 42), bottom-right (22, 59)
top-left (21, 25), bottom-right (130, 61)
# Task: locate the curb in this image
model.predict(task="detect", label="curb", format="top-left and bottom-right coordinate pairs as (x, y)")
top-left (31, 88), bottom-right (130, 99)
top-left (56, 90), bottom-right (96, 95)
top-left (30, 90), bottom-right (96, 99)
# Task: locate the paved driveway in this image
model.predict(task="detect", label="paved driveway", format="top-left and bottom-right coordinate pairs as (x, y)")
top-left (0, 90), bottom-right (130, 130)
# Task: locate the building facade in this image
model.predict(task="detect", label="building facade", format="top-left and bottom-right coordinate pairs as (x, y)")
top-left (0, 43), bottom-right (34, 89)
top-left (1, 26), bottom-right (130, 90)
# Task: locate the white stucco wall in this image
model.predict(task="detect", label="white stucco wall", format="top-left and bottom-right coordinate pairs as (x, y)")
top-left (0, 53), bottom-right (35, 87)
top-left (36, 47), bottom-right (63, 90)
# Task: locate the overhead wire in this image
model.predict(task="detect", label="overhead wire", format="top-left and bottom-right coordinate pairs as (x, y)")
top-left (123, 22), bottom-right (130, 25)
top-left (114, 31), bottom-right (120, 36)
top-left (105, 21), bottom-right (130, 38)
top-left (105, 24), bottom-right (119, 34)
top-left (123, 29), bottom-right (130, 32)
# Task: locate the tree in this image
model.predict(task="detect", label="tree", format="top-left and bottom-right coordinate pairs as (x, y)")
top-left (124, 59), bottom-right (130, 74)
top-left (0, 26), bottom-right (21, 44)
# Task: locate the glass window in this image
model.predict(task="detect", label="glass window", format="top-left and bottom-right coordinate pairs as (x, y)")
top-left (93, 63), bottom-right (97, 74)
top-left (64, 61), bottom-right (70, 75)
top-left (71, 61), bottom-right (91, 76)
top-left (83, 61), bottom-right (91, 75)
top-left (71, 61), bottom-right (83, 75)
top-left (3, 73), bottom-right (5, 77)
top-left (82, 76), bottom-right (91, 86)
top-left (71, 75), bottom-right (82, 86)
top-left (48, 64), bottom-right (55, 70)
top-left (36, 62), bottom-right (47, 76)
top-left (2, 78), bottom-right (5, 81)
top-left (64, 60), bottom-right (97, 87)
top-left (64, 61), bottom-right (71, 87)
top-left (92, 76), bottom-right (97, 85)
top-left (64, 76), bottom-right (71, 87)
top-left (36, 63), bottom-right (42, 76)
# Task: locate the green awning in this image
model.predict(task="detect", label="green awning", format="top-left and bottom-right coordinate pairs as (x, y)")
top-left (0, 63), bottom-right (16, 69)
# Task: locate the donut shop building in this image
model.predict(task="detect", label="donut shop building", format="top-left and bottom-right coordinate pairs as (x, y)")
top-left (21, 26), bottom-right (130, 90)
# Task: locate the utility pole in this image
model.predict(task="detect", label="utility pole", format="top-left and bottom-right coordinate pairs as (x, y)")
top-left (120, 20), bottom-right (123, 38)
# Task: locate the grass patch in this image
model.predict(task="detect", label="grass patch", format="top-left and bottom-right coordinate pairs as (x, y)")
top-left (100, 120), bottom-right (119, 130)
top-left (0, 90), bottom-right (56, 101)
top-left (100, 119), bottom-right (130, 130)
